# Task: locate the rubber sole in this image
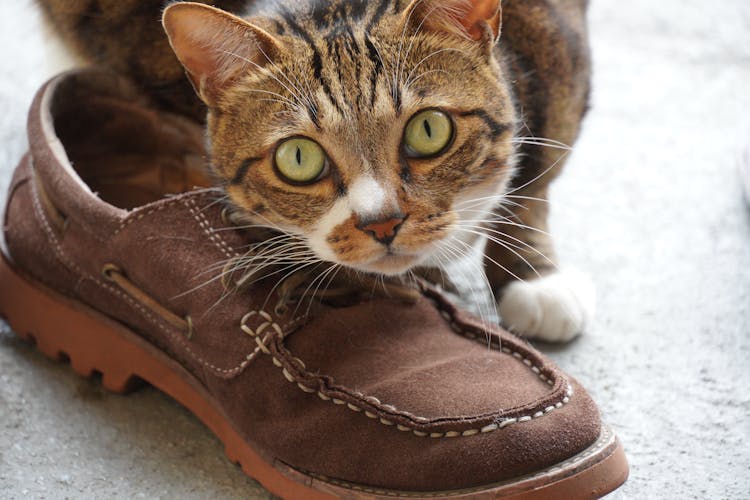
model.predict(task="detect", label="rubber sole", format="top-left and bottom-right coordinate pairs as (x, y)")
top-left (0, 253), bottom-right (628, 499)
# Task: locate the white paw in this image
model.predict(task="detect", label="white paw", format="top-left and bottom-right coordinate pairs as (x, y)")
top-left (498, 271), bottom-right (596, 342)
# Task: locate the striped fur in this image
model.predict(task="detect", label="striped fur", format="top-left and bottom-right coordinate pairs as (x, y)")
top-left (38, 0), bottom-right (591, 286)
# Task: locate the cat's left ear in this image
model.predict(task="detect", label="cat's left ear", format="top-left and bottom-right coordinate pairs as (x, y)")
top-left (163, 2), bottom-right (282, 105)
top-left (402, 0), bottom-right (502, 45)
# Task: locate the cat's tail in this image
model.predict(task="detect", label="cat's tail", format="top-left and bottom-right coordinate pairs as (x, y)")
top-left (35, 0), bottom-right (244, 120)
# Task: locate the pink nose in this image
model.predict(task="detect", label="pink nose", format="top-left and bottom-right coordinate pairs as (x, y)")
top-left (357, 215), bottom-right (405, 245)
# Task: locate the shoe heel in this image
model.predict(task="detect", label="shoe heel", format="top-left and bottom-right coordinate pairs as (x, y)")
top-left (0, 254), bottom-right (142, 394)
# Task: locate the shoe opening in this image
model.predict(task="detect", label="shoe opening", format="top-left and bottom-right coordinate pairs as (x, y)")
top-left (50, 72), bottom-right (211, 210)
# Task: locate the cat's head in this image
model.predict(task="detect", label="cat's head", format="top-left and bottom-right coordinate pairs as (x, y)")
top-left (163, 0), bottom-right (516, 276)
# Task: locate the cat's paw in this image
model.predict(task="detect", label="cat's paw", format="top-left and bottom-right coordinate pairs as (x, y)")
top-left (497, 271), bottom-right (596, 342)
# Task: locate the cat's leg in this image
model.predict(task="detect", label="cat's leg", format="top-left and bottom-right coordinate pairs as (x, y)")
top-left (483, 186), bottom-right (595, 342)
top-left (487, 0), bottom-right (593, 342)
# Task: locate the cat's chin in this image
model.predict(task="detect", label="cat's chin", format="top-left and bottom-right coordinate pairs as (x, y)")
top-left (349, 253), bottom-right (424, 276)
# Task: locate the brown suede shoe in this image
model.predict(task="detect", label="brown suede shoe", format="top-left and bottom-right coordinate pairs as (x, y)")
top-left (0, 69), bottom-right (628, 499)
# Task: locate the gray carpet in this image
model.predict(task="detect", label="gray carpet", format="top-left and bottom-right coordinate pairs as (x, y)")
top-left (1, 1), bottom-right (749, 498)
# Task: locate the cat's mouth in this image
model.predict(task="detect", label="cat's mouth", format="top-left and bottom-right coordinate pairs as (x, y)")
top-left (351, 251), bottom-right (425, 276)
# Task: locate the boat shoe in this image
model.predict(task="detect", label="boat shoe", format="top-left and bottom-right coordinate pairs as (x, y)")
top-left (0, 69), bottom-right (628, 499)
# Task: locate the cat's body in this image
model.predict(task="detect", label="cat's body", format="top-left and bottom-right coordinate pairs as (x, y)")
top-left (37, 0), bottom-right (593, 341)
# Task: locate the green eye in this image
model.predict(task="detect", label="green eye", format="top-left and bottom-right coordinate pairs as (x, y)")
top-left (403, 109), bottom-right (454, 157)
top-left (274, 138), bottom-right (327, 184)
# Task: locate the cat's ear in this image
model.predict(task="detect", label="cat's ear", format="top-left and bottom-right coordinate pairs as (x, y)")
top-left (162, 3), bottom-right (281, 105)
top-left (402, 0), bottom-right (502, 45)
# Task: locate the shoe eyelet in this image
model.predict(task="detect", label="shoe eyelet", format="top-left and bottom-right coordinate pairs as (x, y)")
top-left (221, 259), bottom-right (238, 291)
top-left (221, 207), bottom-right (235, 226)
top-left (101, 263), bottom-right (122, 281)
top-left (184, 315), bottom-right (194, 340)
top-left (274, 303), bottom-right (289, 316)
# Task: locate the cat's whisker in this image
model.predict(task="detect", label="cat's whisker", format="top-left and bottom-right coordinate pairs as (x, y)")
top-left (454, 197), bottom-right (526, 220)
top-left (404, 68), bottom-right (450, 91)
top-left (237, 259), bottom-right (310, 291)
top-left (365, 35), bottom-right (393, 99)
top-left (455, 218), bottom-right (551, 238)
top-left (260, 260), bottom-right (326, 312)
top-left (511, 140), bottom-right (571, 151)
top-left (226, 256), bottom-right (318, 278)
top-left (295, 262), bottom-right (341, 318)
top-left (211, 223), bottom-right (281, 232)
top-left (452, 223), bottom-right (556, 269)
top-left (425, 250), bottom-right (450, 290)
top-left (220, 237), bottom-right (306, 264)
top-left (505, 151), bottom-right (570, 196)
top-left (230, 259), bottom-right (321, 292)
top-left (228, 246), bottom-right (318, 274)
top-left (232, 255), bottom-right (321, 275)
top-left (453, 193), bottom-right (511, 208)
top-left (404, 47), bottom-right (464, 88)
top-left (182, 251), bottom-right (317, 300)
top-left (504, 194), bottom-right (554, 204)
top-left (229, 241), bottom-right (302, 260)
top-left (221, 50), bottom-right (310, 111)
top-left (512, 136), bottom-right (572, 150)
top-left (309, 264), bottom-right (344, 316)
top-left (256, 98), bottom-right (298, 108)
top-left (451, 208), bottom-right (523, 226)
top-left (438, 240), bottom-right (509, 341)
top-left (451, 227), bottom-right (543, 279)
top-left (205, 252), bottom-right (321, 316)
top-left (242, 89), bottom-right (298, 109)
top-left (393, 0), bottom-right (431, 103)
top-left (399, 1), bottom-right (441, 87)
top-left (245, 42), bottom-right (319, 113)
top-left (453, 191), bottom-right (523, 207)
top-left (451, 206), bottom-right (523, 222)
top-left (436, 238), bottom-right (497, 330)
top-left (454, 193), bottom-right (575, 219)
top-left (448, 233), bottom-right (525, 285)
top-left (183, 232), bottom-right (315, 295)
top-left (195, 193), bottom-right (230, 213)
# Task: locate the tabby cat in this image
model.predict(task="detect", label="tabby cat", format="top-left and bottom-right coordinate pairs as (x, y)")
top-left (37, 0), bottom-right (593, 342)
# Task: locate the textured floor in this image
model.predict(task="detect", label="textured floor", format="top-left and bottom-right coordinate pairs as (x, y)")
top-left (1, 1), bottom-right (749, 499)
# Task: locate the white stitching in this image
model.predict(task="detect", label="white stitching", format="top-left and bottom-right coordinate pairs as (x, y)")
top-left (30, 187), bottom-right (262, 377)
top-left (185, 198), bottom-right (239, 258)
top-left (263, 307), bottom-right (573, 438)
top-left (112, 191), bottom-right (221, 236)
top-left (113, 199), bottom-right (179, 235)
top-left (29, 181), bottom-right (573, 432)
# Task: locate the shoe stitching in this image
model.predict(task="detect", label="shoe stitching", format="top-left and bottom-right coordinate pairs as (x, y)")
top-left (27, 182), bottom-right (572, 430)
top-left (113, 200), bottom-right (174, 236)
top-left (436, 309), bottom-right (559, 386)
top-left (111, 190), bottom-right (222, 237)
top-left (244, 305), bottom-right (573, 438)
top-left (185, 197), bottom-right (240, 259)
top-left (28, 160), bottom-right (109, 244)
top-left (29, 183), bottom-right (266, 378)
top-left (240, 309), bottom-right (308, 357)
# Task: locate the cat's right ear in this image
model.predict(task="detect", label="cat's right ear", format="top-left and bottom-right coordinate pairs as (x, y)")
top-left (162, 2), bottom-right (281, 105)
top-left (401, 0), bottom-right (502, 45)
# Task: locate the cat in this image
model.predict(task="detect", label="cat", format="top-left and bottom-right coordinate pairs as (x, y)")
top-left (36, 0), bottom-right (593, 342)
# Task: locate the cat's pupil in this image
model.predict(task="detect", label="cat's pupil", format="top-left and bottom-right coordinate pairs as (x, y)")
top-left (296, 147), bottom-right (302, 166)
top-left (423, 120), bottom-right (432, 138)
